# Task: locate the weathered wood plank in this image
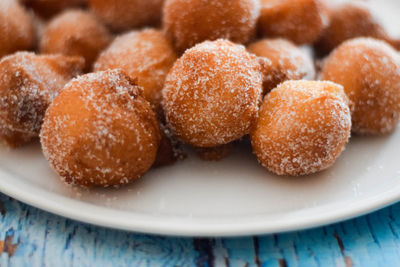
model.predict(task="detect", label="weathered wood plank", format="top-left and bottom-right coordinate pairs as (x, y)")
top-left (1, 192), bottom-right (400, 267)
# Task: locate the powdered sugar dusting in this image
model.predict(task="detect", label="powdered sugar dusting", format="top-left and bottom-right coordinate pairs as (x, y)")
top-left (162, 39), bottom-right (263, 147)
top-left (251, 80), bottom-right (351, 176)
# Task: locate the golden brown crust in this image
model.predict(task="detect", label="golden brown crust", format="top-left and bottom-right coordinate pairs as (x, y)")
top-left (40, 69), bottom-right (161, 187)
top-left (163, 0), bottom-right (260, 52)
top-left (320, 38), bottom-right (400, 134)
top-left (40, 9), bottom-right (112, 72)
top-left (258, 0), bottom-right (327, 45)
top-left (94, 29), bottom-right (177, 111)
top-left (314, 2), bottom-right (388, 56)
top-left (89, 0), bottom-right (164, 32)
top-left (22, 0), bottom-right (87, 19)
top-left (0, 52), bottom-right (84, 147)
top-left (250, 80), bottom-right (351, 176)
top-left (248, 38), bottom-right (315, 94)
top-left (0, 0), bottom-right (35, 58)
top-left (162, 39), bottom-right (263, 147)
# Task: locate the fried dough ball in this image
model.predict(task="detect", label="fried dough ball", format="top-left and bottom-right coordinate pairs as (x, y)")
top-left (40, 10), bottom-right (112, 72)
top-left (94, 29), bottom-right (177, 110)
top-left (40, 70), bottom-right (161, 187)
top-left (0, 0), bottom-right (35, 58)
top-left (258, 0), bottom-right (327, 45)
top-left (0, 52), bottom-right (84, 147)
top-left (314, 2), bottom-right (389, 56)
top-left (251, 80), bottom-right (351, 176)
top-left (320, 38), bottom-right (400, 134)
top-left (162, 39), bottom-right (263, 147)
top-left (248, 38), bottom-right (315, 94)
top-left (163, 0), bottom-right (260, 52)
top-left (22, 0), bottom-right (87, 19)
top-left (89, 0), bottom-right (164, 32)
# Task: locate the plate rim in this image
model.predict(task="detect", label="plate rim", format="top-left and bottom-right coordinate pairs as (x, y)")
top-left (0, 167), bottom-right (399, 237)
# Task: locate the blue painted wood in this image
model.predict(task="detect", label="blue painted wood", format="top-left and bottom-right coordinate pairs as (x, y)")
top-left (0, 192), bottom-right (399, 267)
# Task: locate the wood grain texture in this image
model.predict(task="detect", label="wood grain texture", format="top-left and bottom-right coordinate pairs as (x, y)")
top-left (0, 193), bottom-right (399, 267)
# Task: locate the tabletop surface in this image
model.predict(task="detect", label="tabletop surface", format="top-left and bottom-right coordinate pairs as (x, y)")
top-left (0, 193), bottom-right (399, 266)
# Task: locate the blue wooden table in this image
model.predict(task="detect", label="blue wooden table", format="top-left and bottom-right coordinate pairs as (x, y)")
top-left (0, 192), bottom-right (399, 266)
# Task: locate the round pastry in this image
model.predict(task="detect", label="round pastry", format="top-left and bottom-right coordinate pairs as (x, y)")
top-left (320, 38), bottom-right (400, 134)
top-left (0, 52), bottom-right (84, 147)
top-left (248, 38), bottom-right (315, 94)
top-left (314, 2), bottom-right (389, 56)
top-left (0, 0), bottom-right (35, 58)
top-left (258, 0), bottom-right (327, 45)
top-left (21, 0), bottom-right (87, 19)
top-left (250, 80), bottom-right (351, 176)
top-left (163, 0), bottom-right (260, 52)
top-left (94, 29), bottom-right (177, 110)
top-left (40, 9), bottom-right (112, 72)
top-left (89, 0), bottom-right (164, 32)
top-left (162, 39), bottom-right (263, 147)
top-left (40, 69), bottom-right (161, 187)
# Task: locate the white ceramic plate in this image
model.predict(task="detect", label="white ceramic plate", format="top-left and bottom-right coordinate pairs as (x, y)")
top-left (1, 0), bottom-right (400, 237)
top-left (0, 129), bottom-right (400, 237)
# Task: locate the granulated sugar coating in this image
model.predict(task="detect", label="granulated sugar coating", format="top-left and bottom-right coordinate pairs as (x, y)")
top-left (162, 39), bottom-right (263, 147)
top-left (314, 2), bottom-right (389, 56)
top-left (21, 0), bottom-right (87, 19)
top-left (320, 38), bottom-right (400, 135)
top-left (0, 52), bottom-right (84, 147)
top-left (94, 29), bottom-right (177, 111)
top-left (251, 80), bottom-right (351, 176)
top-left (258, 0), bottom-right (327, 45)
top-left (248, 38), bottom-right (315, 94)
top-left (163, 0), bottom-right (260, 52)
top-left (0, 0), bottom-right (35, 58)
top-left (40, 70), bottom-right (161, 187)
top-left (40, 9), bottom-right (112, 72)
top-left (89, 0), bottom-right (164, 32)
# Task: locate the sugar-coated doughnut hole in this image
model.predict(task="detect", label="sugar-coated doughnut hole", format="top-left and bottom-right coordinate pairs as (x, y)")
top-left (89, 0), bottom-right (164, 32)
top-left (0, 52), bottom-right (84, 147)
top-left (40, 10), bottom-right (112, 72)
top-left (0, 0), bottom-right (35, 58)
top-left (162, 39), bottom-right (263, 147)
top-left (258, 0), bottom-right (327, 45)
top-left (94, 29), bottom-right (177, 111)
top-left (320, 38), bottom-right (400, 135)
top-left (314, 2), bottom-right (389, 56)
top-left (163, 0), bottom-right (260, 52)
top-left (251, 80), bottom-right (351, 176)
top-left (40, 69), bottom-right (161, 187)
top-left (21, 0), bottom-right (87, 19)
top-left (248, 38), bottom-right (315, 94)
